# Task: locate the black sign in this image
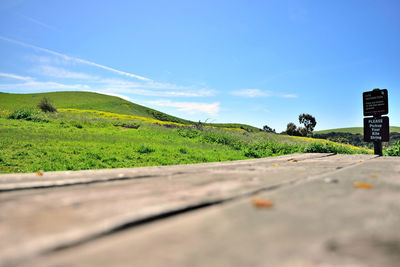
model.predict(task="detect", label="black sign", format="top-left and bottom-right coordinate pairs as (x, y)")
top-left (364, 116), bottom-right (389, 142)
top-left (363, 89), bottom-right (388, 116)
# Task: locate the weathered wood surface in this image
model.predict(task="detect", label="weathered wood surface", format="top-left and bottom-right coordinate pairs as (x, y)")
top-left (1, 153), bottom-right (399, 267)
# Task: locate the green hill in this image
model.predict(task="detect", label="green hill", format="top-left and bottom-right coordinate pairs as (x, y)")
top-left (0, 91), bottom-right (193, 124)
top-left (315, 126), bottom-right (400, 135)
top-left (0, 91), bottom-right (384, 174)
top-left (0, 91), bottom-right (260, 131)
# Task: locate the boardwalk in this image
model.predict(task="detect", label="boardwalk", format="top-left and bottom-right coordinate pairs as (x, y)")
top-left (1, 153), bottom-right (399, 266)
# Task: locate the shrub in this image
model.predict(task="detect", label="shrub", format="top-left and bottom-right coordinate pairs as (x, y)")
top-left (113, 121), bottom-right (140, 129)
top-left (201, 131), bottom-right (243, 150)
top-left (8, 108), bottom-right (41, 121)
top-left (263, 125), bottom-right (275, 133)
top-left (303, 142), bottom-right (354, 154)
top-left (384, 141), bottom-right (400, 156)
top-left (179, 147), bottom-right (188, 154)
top-left (71, 121), bottom-right (83, 129)
top-left (137, 144), bottom-right (155, 154)
top-left (243, 142), bottom-right (299, 158)
top-left (177, 127), bottom-right (201, 138)
top-left (38, 97), bottom-right (57, 113)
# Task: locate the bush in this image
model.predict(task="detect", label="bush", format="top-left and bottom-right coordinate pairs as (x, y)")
top-left (201, 131), bottom-right (243, 150)
top-left (177, 127), bottom-right (201, 138)
top-left (113, 121), bottom-right (140, 129)
top-left (137, 144), bottom-right (155, 154)
top-left (384, 141), bottom-right (400, 156)
top-left (179, 147), bottom-right (188, 154)
top-left (303, 142), bottom-right (354, 154)
top-left (38, 97), bottom-right (57, 113)
top-left (71, 121), bottom-right (83, 129)
top-left (243, 142), bottom-right (299, 158)
top-left (263, 125), bottom-right (276, 133)
top-left (8, 108), bottom-right (42, 121)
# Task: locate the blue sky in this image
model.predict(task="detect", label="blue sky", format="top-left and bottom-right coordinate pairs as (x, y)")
top-left (0, 0), bottom-right (399, 131)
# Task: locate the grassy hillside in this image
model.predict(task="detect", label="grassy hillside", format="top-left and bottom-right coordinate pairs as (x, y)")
top-left (6, 91), bottom-right (400, 174)
top-left (316, 126), bottom-right (400, 134)
top-left (0, 91), bottom-right (195, 124)
top-left (0, 91), bottom-right (261, 131)
top-left (0, 107), bottom-right (373, 173)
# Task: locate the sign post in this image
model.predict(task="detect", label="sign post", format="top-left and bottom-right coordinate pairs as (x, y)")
top-left (362, 89), bottom-right (389, 156)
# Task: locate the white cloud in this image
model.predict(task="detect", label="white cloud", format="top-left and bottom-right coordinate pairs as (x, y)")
top-left (103, 88), bottom-right (214, 98)
top-left (0, 37), bottom-right (217, 99)
top-left (34, 65), bottom-right (97, 80)
top-left (0, 72), bottom-right (32, 81)
top-left (0, 35), bottom-right (151, 81)
top-left (0, 80), bottom-right (90, 92)
top-left (281, 94), bottom-right (298, 98)
top-left (94, 91), bottom-right (133, 102)
top-left (130, 89), bottom-right (214, 97)
top-left (148, 100), bottom-right (220, 116)
top-left (0, 71), bottom-right (215, 98)
top-left (231, 88), bottom-right (298, 99)
top-left (231, 89), bottom-right (271, 98)
top-left (97, 78), bottom-right (216, 97)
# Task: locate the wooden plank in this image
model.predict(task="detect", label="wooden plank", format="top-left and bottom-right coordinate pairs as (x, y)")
top-left (0, 154), bottom-right (377, 266)
top-left (26, 156), bottom-right (400, 267)
top-left (0, 153), bottom-right (331, 191)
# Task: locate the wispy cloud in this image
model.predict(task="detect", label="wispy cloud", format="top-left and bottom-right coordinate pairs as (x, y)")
top-left (93, 91), bottom-right (133, 102)
top-left (0, 71), bottom-right (214, 99)
top-left (0, 35), bottom-right (151, 81)
top-left (231, 89), bottom-right (271, 98)
top-left (100, 87), bottom-right (214, 98)
top-left (231, 88), bottom-right (298, 99)
top-left (125, 89), bottom-right (213, 97)
top-left (93, 78), bottom-right (215, 97)
top-left (0, 36), bottom-right (219, 119)
top-left (18, 13), bottom-right (58, 31)
top-left (0, 80), bottom-right (90, 92)
top-left (281, 94), bottom-right (298, 98)
top-left (0, 72), bottom-right (32, 81)
top-left (147, 100), bottom-right (220, 116)
top-left (33, 65), bottom-right (97, 80)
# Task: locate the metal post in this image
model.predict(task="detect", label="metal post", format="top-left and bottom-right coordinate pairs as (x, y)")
top-left (374, 141), bottom-right (382, 156)
top-left (372, 114), bottom-right (383, 156)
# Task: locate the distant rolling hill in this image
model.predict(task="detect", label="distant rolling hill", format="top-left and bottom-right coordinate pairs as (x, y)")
top-left (315, 126), bottom-right (400, 135)
top-left (0, 91), bottom-right (260, 131)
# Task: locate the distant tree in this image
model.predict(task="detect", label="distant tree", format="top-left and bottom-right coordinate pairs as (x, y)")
top-left (286, 122), bottom-right (298, 136)
top-left (263, 125), bottom-right (275, 133)
top-left (298, 113), bottom-right (316, 135)
top-left (37, 97), bottom-right (57, 113)
top-left (297, 127), bottom-right (308, 137)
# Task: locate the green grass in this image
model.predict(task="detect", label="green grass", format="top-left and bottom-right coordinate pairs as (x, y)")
top-left (0, 91), bottom-right (260, 130)
top-left (0, 117), bottom-right (248, 173)
top-left (0, 91), bottom-right (382, 174)
top-left (384, 141), bottom-right (400, 156)
top-left (0, 91), bottom-right (194, 124)
top-left (315, 126), bottom-right (400, 134)
top-left (0, 110), bottom-right (373, 173)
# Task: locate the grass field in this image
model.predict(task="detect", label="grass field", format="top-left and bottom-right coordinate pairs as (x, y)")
top-left (0, 107), bottom-right (373, 173)
top-left (0, 91), bottom-right (260, 131)
top-left (0, 91), bottom-right (194, 124)
top-left (3, 91), bottom-right (395, 174)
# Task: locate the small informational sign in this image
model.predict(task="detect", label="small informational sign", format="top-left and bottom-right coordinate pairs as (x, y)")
top-left (363, 89), bottom-right (388, 116)
top-left (363, 116), bottom-right (389, 142)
